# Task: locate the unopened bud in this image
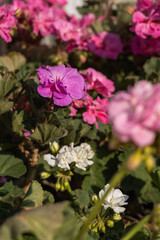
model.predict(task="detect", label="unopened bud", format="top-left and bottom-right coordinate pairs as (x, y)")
top-left (145, 155), bottom-right (155, 172)
top-left (91, 195), bottom-right (98, 203)
top-left (91, 226), bottom-right (98, 233)
top-left (101, 225), bottom-right (106, 233)
top-left (106, 220), bottom-right (114, 228)
top-left (64, 179), bottom-right (69, 188)
top-left (113, 213), bottom-right (121, 221)
top-left (55, 182), bottom-right (61, 191)
top-left (127, 150), bottom-right (142, 170)
top-left (40, 171), bottom-right (51, 179)
top-left (60, 184), bottom-right (65, 192)
top-left (49, 141), bottom-right (59, 154)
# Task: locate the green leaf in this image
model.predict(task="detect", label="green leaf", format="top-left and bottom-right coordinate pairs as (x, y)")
top-left (72, 189), bottom-right (90, 208)
top-left (0, 100), bottom-right (13, 115)
top-left (151, 166), bottom-right (160, 188)
top-left (0, 154), bottom-right (26, 178)
top-left (0, 181), bottom-right (24, 207)
top-left (30, 124), bottom-right (68, 145)
top-left (12, 111), bottom-right (25, 133)
top-left (0, 52), bottom-right (26, 72)
top-left (0, 72), bottom-right (16, 98)
top-left (124, 225), bottom-right (149, 240)
top-left (22, 181), bottom-right (44, 208)
top-left (0, 202), bottom-right (72, 240)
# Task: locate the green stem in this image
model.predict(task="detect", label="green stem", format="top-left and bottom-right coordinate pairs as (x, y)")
top-left (76, 167), bottom-right (127, 240)
top-left (121, 215), bottom-right (151, 240)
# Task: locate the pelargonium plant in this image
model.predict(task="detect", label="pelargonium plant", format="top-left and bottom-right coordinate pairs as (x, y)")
top-left (0, 0), bottom-right (160, 240)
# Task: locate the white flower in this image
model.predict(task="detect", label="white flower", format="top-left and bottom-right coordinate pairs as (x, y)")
top-left (56, 151), bottom-right (75, 170)
top-left (99, 184), bottom-right (129, 213)
top-left (74, 144), bottom-right (94, 171)
top-left (44, 154), bottom-right (58, 167)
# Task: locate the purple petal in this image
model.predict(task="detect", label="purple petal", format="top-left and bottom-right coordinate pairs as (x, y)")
top-left (37, 85), bottom-right (52, 98)
top-left (53, 94), bottom-right (72, 106)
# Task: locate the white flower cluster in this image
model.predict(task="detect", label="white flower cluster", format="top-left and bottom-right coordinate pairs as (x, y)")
top-left (44, 143), bottom-right (94, 171)
top-left (99, 184), bottom-right (129, 213)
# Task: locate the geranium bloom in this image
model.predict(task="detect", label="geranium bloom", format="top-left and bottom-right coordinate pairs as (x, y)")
top-left (83, 95), bottom-right (109, 129)
top-left (44, 143), bottom-right (94, 171)
top-left (0, 5), bottom-right (16, 42)
top-left (85, 68), bottom-right (115, 97)
top-left (99, 184), bottom-right (129, 213)
top-left (37, 64), bottom-right (86, 106)
top-left (88, 31), bottom-right (123, 59)
top-left (108, 81), bottom-right (160, 147)
top-left (130, 0), bottom-right (160, 38)
top-left (131, 35), bottom-right (160, 55)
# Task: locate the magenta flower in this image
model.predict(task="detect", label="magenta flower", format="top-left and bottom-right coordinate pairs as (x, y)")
top-left (108, 81), bottom-right (160, 147)
top-left (88, 31), bottom-right (123, 59)
top-left (0, 5), bottom-right (16, 43)
top-left (37, 64), bottom-right (86, 106)
top-left (83, 95), bottom-right (109, 129)
top-left (85, 68), bottom-right (115, 97)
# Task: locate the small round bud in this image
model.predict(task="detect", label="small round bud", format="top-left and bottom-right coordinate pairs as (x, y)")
top-left (55, 182), bottom-right (61, 191)
top-left (49, 141), bottom-right (59, 154)
top-left (113, 213), bottom-right (121, 221)
top-left (60, 184), bottom-right (65, 192)
top-left (106, 220), bottom-right (114, 228)
top-left (145, 155), bottom-right (155, 172)
top-left (40, 171), bottom-right (51, 179)
top-left (91, 226), bottom-right (98, 233)
top-left (127, 150), bottom-right (142, 170)
top-left (101, 225), bottom-right (106, 233)
top-left (91, 195), bottom-right (98, 203)
top-left (64, 179), bottom-right (69, 188)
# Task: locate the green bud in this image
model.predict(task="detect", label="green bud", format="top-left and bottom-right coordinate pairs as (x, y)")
top-left (113, 213), bottom-right (121, 221)
top-left (101, 225), bottom-right (106, 233)
top-left (60, 184), bottom-right (65, 192)
top-left (91, 195), bottom-right (98, 203)
top-left (91, 227), bottom-right (98, 233)
top-left (106, 220), bottom-right (114, 228)
top-left (55, 182), bottom-right (61, 191)
top-left (40, 171), bottom-right (51, 179)
top-left (49, 141), bottom-right (59, 154)
top-left (64, 179), bottom-right (69, 188)
top-left (145, 155), bottom-right (155, 172)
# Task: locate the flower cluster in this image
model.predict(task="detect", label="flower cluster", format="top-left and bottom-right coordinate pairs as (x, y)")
top-left (88, 31), bottom-right (123, 60)
top-left (44, 142), bottom-right (94, 171)
top-left (99, 184), bottom-right (129, 213)
top-left (130, 0), bottom-right (160, 39)
top-left (108, 80), bottom-right (160, 147)
top-left (70, 68), bottom-right (115, 128)
top-left (37, 64), bottom-right (86, 106)
top-left (0, 4), bottom-right (16, 42)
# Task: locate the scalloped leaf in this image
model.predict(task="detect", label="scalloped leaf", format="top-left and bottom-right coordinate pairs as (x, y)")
top-left (0, 52), bottom-right (26, 72)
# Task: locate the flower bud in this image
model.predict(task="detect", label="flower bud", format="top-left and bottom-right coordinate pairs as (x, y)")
top-left (145, 155), bottom-right (155, 172)
top-left (60, 184), bottom-right (65, 192)
top-left (91, 194), bottom-right (98, 203)
top-left (106, 220), bottom-right (114, 228)
top-left (101, 225), bottom-right (106, 233)
top-left (113, 213), bottom-right (121, 221)
top-left (127, 150), bottom-right (142, 170)
top-left (91, 226), bottom-right (98, 233)
top-left (64, 179), bottom-right (69, 188)
top-left (40, 171), bottom-right (51, 179)
top-left (55, 182), bottom-right (61, 191)
top-left (49, 141), bottom-right (59, 154)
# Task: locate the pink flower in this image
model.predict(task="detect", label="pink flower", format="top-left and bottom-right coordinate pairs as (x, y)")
top-left (0, 4), bottom-right (16, 42)
top-left (130, 1), bottom-right (160, 38)
top-left (88, 31), bottom-right (123, 59)
top-left (83, 95), bottom-right (109, 129)
top-left (46, 0), bottom-right (67, 6)
top-left (37, 64), bottom-right (86, 107)
top-left (131, 35), bottom-right (160, 55)
top-left (108, 80), bottom-right (160, 147)
top-left (84, 68), bottom-right (115, 97)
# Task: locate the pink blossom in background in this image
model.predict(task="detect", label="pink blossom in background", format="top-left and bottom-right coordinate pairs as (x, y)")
top-left (88, 31), bottom-right (123, 59)
top-left (0, 5), bottom-right (16, 42)
top-left (130, 0), bottom-right (160, 38)
top-left (84, 68), bottom-right (115, 97)
top-left (83, 95), bottom-right (109, 129)
top-left (108, 80), bottom-right (160, 147)
top-left (131, 35), bottom-right (160, 55)
top-left (46, 0), bottom-right (67, 6)
top-left (37, 64), bottom-right (86, 106)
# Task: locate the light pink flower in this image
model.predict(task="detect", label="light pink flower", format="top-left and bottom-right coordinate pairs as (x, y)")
top-left (83, 95), bottom-right (109, 129)
top-left (84, 68), bottom-right (115, 97)
top-left (88, 31), bottom-right (123, 59)
top-left (108, 80), bottom-right (160, 147)
top-left (0, 4), bottom-right (16, 42)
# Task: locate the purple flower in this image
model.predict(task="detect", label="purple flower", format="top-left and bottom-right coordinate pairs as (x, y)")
top-left (0, 177), bottom-right (7, 183)
top-left (37, 64), bottom-right (86, 106)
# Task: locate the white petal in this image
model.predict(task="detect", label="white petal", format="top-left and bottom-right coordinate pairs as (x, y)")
top-left (44, 154), bottom-right (57, 167)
